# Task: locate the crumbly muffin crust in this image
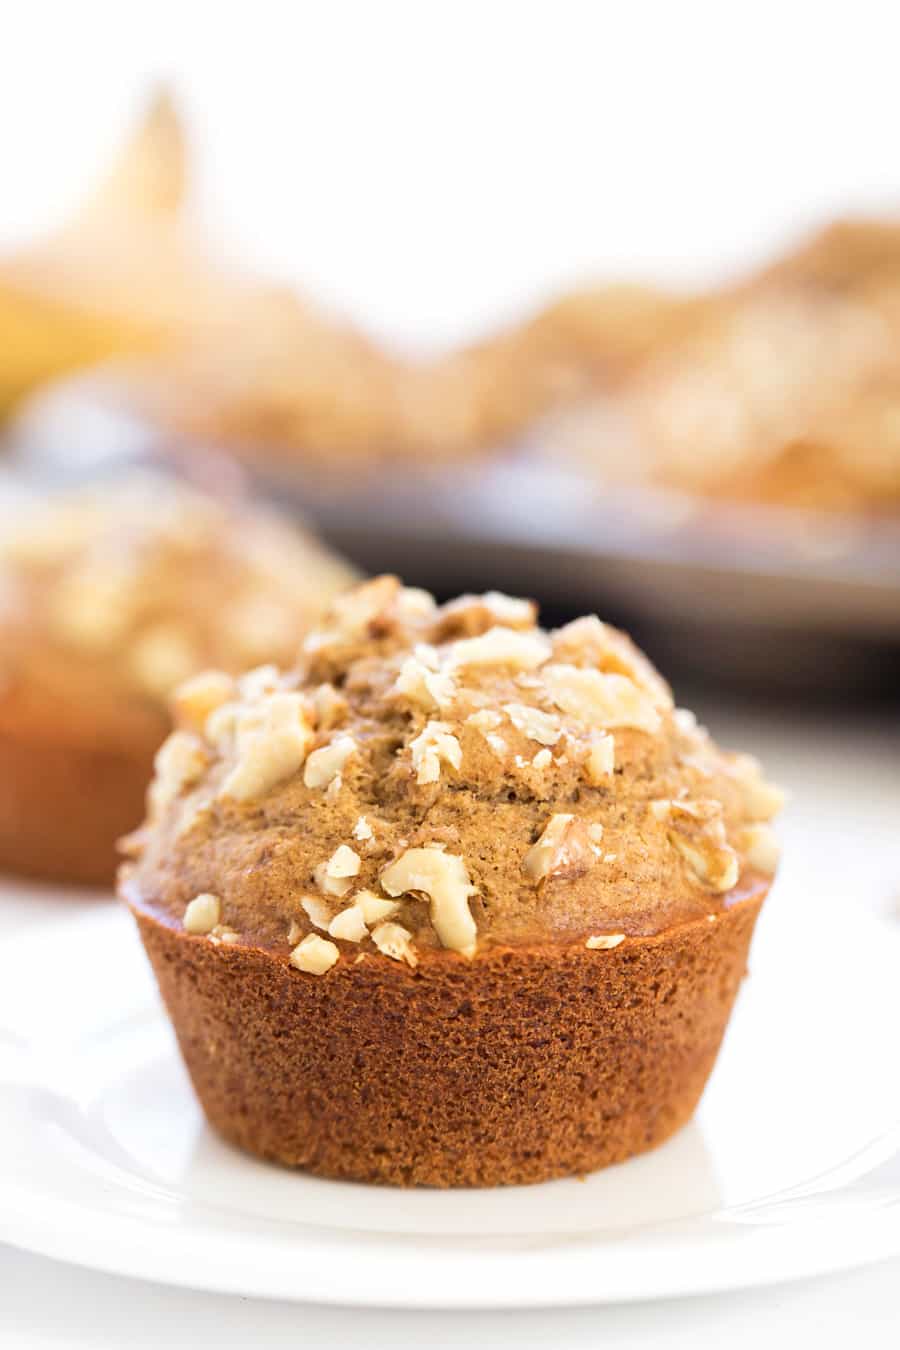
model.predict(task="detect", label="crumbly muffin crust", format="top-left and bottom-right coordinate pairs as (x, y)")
top-left (125, 576), bottom-right (782, 961)
top-left (0, 474), bottom-right (356, 722)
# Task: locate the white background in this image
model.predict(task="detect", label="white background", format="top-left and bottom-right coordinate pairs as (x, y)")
top-left (1, 3), bottom-right (899, 1343)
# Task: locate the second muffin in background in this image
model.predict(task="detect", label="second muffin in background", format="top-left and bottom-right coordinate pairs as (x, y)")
top-left (0, 475), bottom-right (356, 885)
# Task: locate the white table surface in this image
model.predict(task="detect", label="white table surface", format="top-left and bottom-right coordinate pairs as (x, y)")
top-left (2, 693), bottom-right (898, 1346)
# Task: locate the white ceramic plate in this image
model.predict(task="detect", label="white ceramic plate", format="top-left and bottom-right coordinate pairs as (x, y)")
top-left (1, 878), bottom-right (899, 1309)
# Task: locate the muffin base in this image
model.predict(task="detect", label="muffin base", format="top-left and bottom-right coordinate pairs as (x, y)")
top-left (0, 729), bottom-right (154, 886)
top-left (129, 879), bottom-right (767, 1188)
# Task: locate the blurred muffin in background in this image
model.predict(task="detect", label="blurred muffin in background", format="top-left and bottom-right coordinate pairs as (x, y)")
top-left (545, 219), bottom-right (900, 513)
top-left (0, 475), bottom-right (356, 885)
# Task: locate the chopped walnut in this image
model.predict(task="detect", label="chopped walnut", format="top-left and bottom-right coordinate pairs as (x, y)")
top-left (409, 721), bottom-right (463, 785)
top-left (129, 624), bottom-right (198, 699)
top-left (183, 892), bottom-right (221, 935)
top-left (311, 682), bottom-right (349, 729)
top-left (307, 576), bottom-right (401, 649)
top-left (586, 933), bottom-right (626, 949)
top-left (290, 933), bottom-right (340, 974)
top-left (553, 616), bottom-right (673, 708)
top-left (523, 813), bottom-right (598, 883)
top-left (735, 823), bottom-right (781, 874)
top-left (352, 816), bottom-right (374, 842)
top-left (438, 591), bottom-right (537, 635)
top-left (394, 649), bottom-right (457, 711)
top-left (727, 754), bottom-right (786, 821)
top-left (301, 895), bottom-right (332, 930)
top-left (651, 799), bottom-right (740, 892)
top-left (304, 734), bottom-right (357, 789)
top-left (150, 731), bottom-right (208, 814)
top-left (466, 708), bottom-right (503, 731)
top-left (371, 921), bottom-right (418, 967)
top-left (355, 890), bottom-right (399, 923)
top-left (236, 663), bottom-right (282, 702)
top-left (172, 670), bottom-right (236, 733)
top-left (485, 733), bottom-right (508, 758)
top-left (584, 731), bottom-right (615, 783)
top-left (449, 626), bottom-right (552, 672)
top-left (380, 847), bottom-right (478, 955)
top-left (394, 587), bottom-right (437, 622)
top-left (328, 902), bottom-right (369, 942)
top-left (543, 664), bottom-right (662, 734)
top-left (220, 692), bottom-right (314, 801)
top-left (210, 925), bottom-right (240, 945)
top-left (532, 747), bottom-right (552, 770)
top-left (502, 702), bottom-right (561, 746)
top-left (314, 844), bottom-right (362, 897)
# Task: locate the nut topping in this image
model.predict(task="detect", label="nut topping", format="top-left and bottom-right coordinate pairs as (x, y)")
top-left (371, 921), bottom-right (418, 967)
top-left (380, 847), bottom-right (478, 955)
top-left (183, 892), bottom-right (221, 934)
top-left (409, 721), bottom-right (463, 785)
top-left (220, 692), bottom-right (314, 801)
top-left (543, 664), bottom-right (661, 734)
top-left (523, 813), bottom-right (598, 883)
top-left (304, 734), bottom-right (357, 789)
top-left (314, 844), bottom-right (362, 897)
top-left (290, 933), bottom-right (340, 974)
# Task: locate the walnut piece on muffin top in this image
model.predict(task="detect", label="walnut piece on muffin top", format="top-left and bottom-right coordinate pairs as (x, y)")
top-left (122, 575), bottom-right (784, 964)
top-left (0, 474), bottom-right (356, 736)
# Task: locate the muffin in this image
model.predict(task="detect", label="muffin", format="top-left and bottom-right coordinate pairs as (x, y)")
top-left (0, 475), bottom-right (355, 884)
top-left (121, 576), bottom-right (782, 1187)
top-left (547, 218), bottom-right (900, 513)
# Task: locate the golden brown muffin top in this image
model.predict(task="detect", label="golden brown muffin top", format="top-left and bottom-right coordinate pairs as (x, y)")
top-left (123, 576), bottom-right (783, 968)
top-left (0, 475), bottom-right (356, 747)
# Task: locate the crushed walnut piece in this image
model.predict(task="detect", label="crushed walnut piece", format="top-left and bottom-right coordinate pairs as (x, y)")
top-left (523, 813), bottom-right (599, 884)
top-left (172, 670), bottom-right (236, 733)
top-left (727, 754), bottom-right (786, 821)
top-left (584, 731), bottom-right (615, 783)
top-left (314, 844), bottom-right (362, 897)
top-left (651, 799), bottom-right (740, 892)
top-left (380, 847), bottom-right (478, 955)
top-left (409, 721), bottom-right (463, 785)
top-left (394, 646), bottom-right (457, 711)
top-left (449, 626), bottom-right (552, 671)
top-left (543, 664), bottom-right (661, 734)
top-left (371, 920), bottom-right (418, 967)
top-left (290, 933), bottom-right (339, 974)
top-left (220, 692), bottom-right (314, 801)
top-left (328, 901), bottom-right (369, 942)
top-left (735, 822), bottom-right (781, 874)
top-left (304, 734), bottom-right (357, 789)
top-left (301, 894), bottom-right (332, 930)
top-left (183, 892), bottom-right (221, 934)
top-left (502, 702), bottom-right (562, 746)
top-left (553, 616), bottom-right (673, 708)
top-left (354, 890), bottom-right (399, 924)
top-left (586, 933), bottom-right (626, 949)
top-left (150, 731), bottom-right (208, 814)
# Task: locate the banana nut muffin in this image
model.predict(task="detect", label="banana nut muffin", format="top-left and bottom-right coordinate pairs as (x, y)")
top-left (0, 475), bottom-right (355, 884)
top-left (122, 575), bottom-right (783, 1187)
